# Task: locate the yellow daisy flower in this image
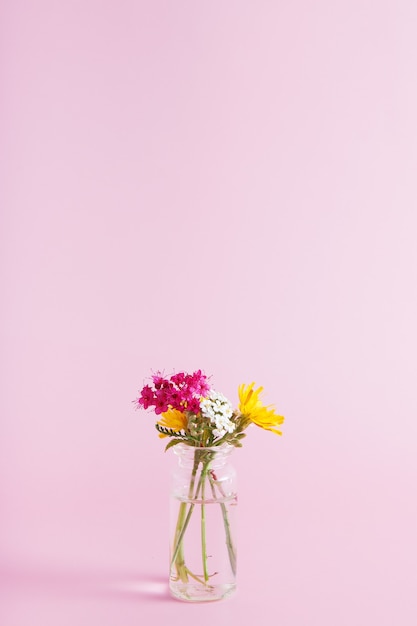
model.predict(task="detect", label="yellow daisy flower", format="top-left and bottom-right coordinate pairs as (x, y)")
top-left (157, 409), bottom-right (188, 438)
top-left (238, 382), bottom-right (284, 435)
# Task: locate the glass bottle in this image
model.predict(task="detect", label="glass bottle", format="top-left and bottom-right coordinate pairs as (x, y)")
top-left (169, 444), bottom-right (237, 602)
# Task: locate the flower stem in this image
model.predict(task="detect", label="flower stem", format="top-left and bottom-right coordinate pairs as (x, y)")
top-left (171, 450), bottom-right (232, 588)
top-left (171, 451), bottom-right (209, 573)
top-left (201, 466), bottom-right (209, 583)
top-left (209, 472), bottom-right (237, 576)
top-left (171, 452), bottom-right (200, 580)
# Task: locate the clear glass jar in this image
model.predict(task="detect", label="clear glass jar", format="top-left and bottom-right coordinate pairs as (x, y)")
top-left (169, 444), bottom-right (237, 602)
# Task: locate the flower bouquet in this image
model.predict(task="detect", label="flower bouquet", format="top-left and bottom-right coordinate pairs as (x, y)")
top-left (134, 370), bottom-right (284, 602)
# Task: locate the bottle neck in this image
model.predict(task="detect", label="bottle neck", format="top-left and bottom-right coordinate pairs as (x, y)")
top-left (173, 443), bottom-right (234, 469)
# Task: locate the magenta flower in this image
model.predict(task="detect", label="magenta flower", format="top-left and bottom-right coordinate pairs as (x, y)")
top-left (170, 372), bottom-right (185, 386)
top-left (167, 389), bottom-right (182, 410)
top-left (154, 389), bottom-right (169, 414)
top-left (138, 385), bottom-right (155, 409)
top-left (152, 374), bottom-right (168, 390)
top-left (135, 370), bottom-right (211, 416)
top-left (186, 397), bottom-right (201, 415)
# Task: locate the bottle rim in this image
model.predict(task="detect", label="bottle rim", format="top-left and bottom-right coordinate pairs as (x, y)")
top-left (172, 442), bottom-right (235, 455)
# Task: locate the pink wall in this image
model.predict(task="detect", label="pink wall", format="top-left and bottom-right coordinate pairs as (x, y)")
top-left (1, 1), bottom-right (417, 624)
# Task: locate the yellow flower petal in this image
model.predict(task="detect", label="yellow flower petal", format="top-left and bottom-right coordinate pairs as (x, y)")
top-left (157, 409), bottom-right (188, 438)
top-left (238, 382), bottom-right (284, 435)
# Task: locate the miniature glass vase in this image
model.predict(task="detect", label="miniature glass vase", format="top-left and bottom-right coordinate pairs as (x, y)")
top-left (169, 444), bottom-right (237, 602)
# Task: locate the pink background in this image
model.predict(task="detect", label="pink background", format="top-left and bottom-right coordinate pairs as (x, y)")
top-left (1, 1), bottom-right (417, 624)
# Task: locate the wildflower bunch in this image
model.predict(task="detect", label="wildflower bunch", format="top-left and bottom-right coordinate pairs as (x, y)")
top-left (134, 370), bottom-right (284, 449)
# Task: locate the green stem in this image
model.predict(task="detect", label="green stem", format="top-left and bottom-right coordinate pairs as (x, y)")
top-left (172, 502), bottom-right (188, 582)
top-left (208, 472), bottom-right (237, 576)
top-left (201, 467), bottom-right (209, 583)
top-left (171, 451), bottom-right (208, 571)
top-left (171, 452), bottom-right (200, 581)
top-left (171, 450), bottom-right (223, 588)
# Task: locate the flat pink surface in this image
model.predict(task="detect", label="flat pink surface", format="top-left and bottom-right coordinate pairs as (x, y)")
top-left (1, 1), bottom-right (417, 624)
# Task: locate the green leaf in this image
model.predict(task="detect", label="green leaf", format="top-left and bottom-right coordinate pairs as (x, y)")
top-left (164, 438), bottom-right (185, 452)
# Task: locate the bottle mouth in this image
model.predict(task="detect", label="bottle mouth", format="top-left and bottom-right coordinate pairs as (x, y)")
top-left (173, 443), bottom-right (235, 468)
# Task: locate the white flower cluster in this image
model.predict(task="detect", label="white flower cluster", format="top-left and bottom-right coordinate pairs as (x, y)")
top-left (200, 390), bottom-right (236, 439)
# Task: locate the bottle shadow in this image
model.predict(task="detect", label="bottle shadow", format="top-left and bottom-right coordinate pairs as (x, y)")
top-left (92, 572), bottom-right (172, 603)
top-left (0, 561), bottom-right (173, 604)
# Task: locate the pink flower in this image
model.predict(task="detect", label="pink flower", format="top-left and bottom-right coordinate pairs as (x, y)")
top-left (154, 389), bottom-right (169, 415)
top-left (167, 389), bottom-right (182, 410)
top-left (135, 370), bottom-right (211, 416)
top-left (152, 374), bottom-right (167, 390)
top-left (170, 372), bottom-right (185, 386)
top-left (197, 377), bottom-right (210, 396)
top-left (185, 370), bottom-right (210, 397)
top-left (187, 397), bottom-right (201, 415)
top-left (138, 385), bottom-right (155, 409)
